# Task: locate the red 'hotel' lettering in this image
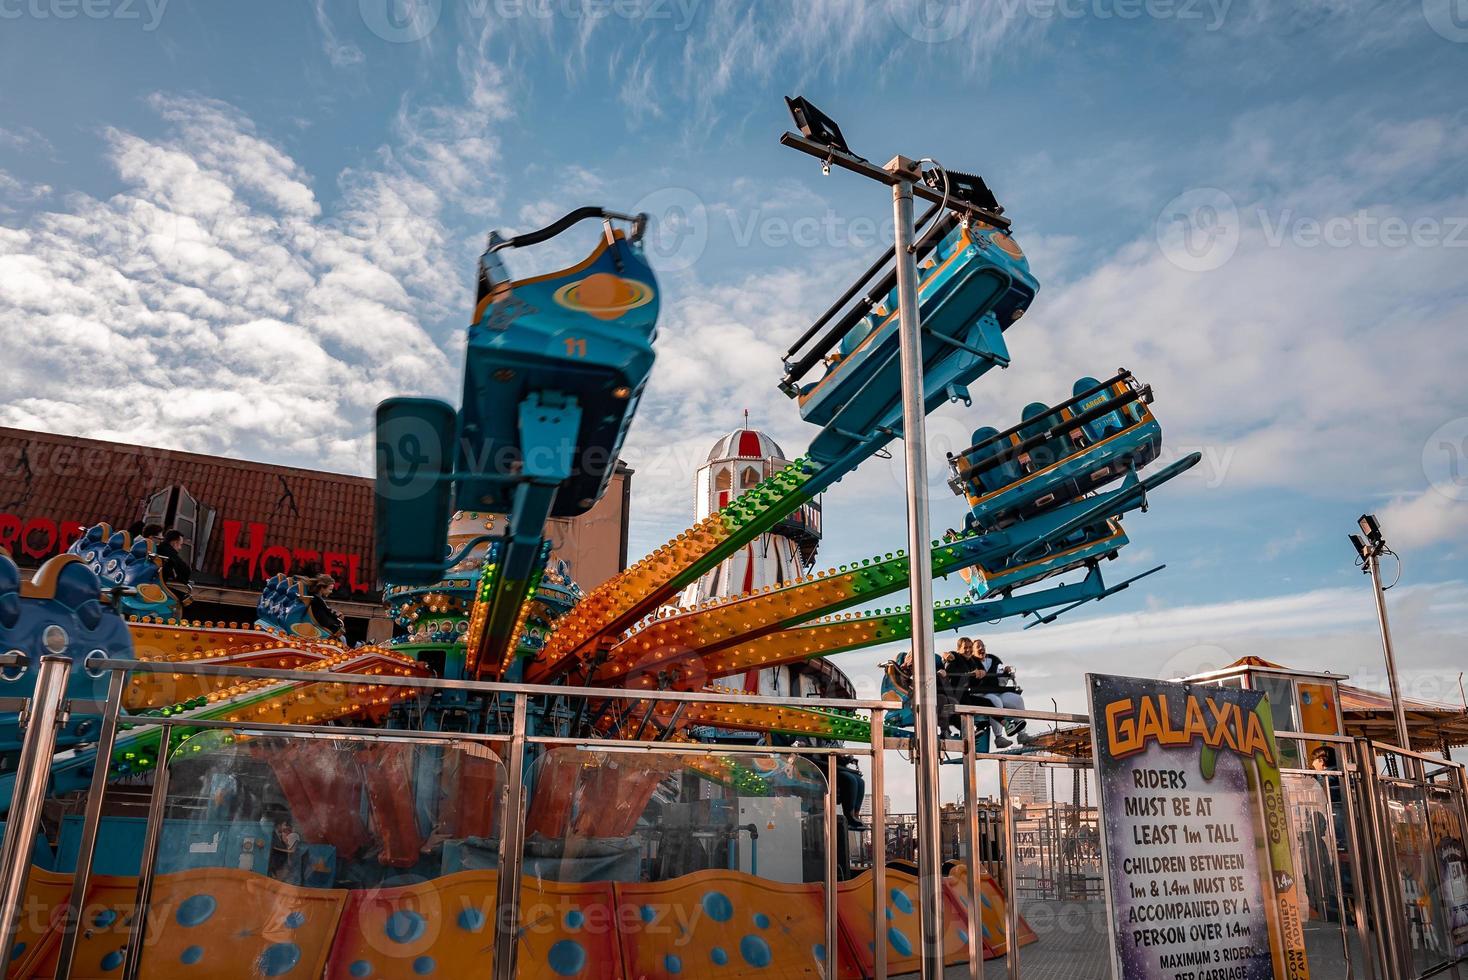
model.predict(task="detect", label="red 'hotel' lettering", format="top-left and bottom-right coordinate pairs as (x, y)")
top-left (222, 519), bottom-right (368, 594)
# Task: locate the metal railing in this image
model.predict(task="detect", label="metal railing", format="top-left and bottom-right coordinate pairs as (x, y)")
top-left (0, 657), bottom-right (900, 979)
top-left (0, 658), bottom-right (1464, 979)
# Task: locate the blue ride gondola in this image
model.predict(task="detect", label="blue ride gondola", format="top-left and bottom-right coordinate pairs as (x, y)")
top-left (0, 550), bottom-right (132, 756)
top-left (951, 449), bottom-right (1201, 602)
top-left (950, 370), bottom-right (1162, 532)
top-left (67, 523), bottom-right (188, 621)
top-left (457, 207), bottom-right (657, 519)
top-left (376, 207), bottom-right (658, 586)
top-left (779, 173), bottom-right (1039, 470)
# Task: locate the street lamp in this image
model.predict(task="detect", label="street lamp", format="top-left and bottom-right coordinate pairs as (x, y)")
top-left (1348, 514), bottom-right (1410, 749)
top-left (781, 94), bottom-right (951, 978)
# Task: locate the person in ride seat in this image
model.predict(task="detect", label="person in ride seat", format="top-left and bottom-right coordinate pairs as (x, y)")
top-left (954, 638), bottom-right (1029, 748)
top-left (308, 574), bottom-right (346, 637)
top-left (157, 528), bottom-right (192, 589)
top-left (893, 648), bottom-right (962, 739)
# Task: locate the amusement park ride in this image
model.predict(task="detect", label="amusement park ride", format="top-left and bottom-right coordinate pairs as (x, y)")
top-left (0, 99), bottom-right (1199, 977)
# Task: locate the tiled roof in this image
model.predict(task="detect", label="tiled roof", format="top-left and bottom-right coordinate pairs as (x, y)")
top-left (0, 427), bottom-right (632, 599)
top-left (0, 426), bottom-right (378, 594)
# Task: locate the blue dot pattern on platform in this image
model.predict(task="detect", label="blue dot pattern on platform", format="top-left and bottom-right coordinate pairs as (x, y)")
top-left (386, 910), bottom-right (427, 944)
top-left (100, 949), bottom-right (124, 972)
top-left (457, 908), bottom-right (486, 932)
top-left (639, 905), bottom-right (656, 924)
top-left (701, 891), bottom-right (733, 922)
top-left (890, 889), bottom-right (914, 914)
top-left (565, 909), bottom-right (585, 930)
top-left (958, 929), bottom-right (969, 946)
top-left (740, 935), bottom-right (772, 968)
top-left (176, 894), bottom-right (217, 927)
top-left (888, 927), bottom-right (913, 957)
top-left (180, 945), bottom-right (204, 965)
top-left (93, 908), bottom-right (118, 928)
top-left (752, 912), bottom-right (770, 929)
top-left (413, 955), bottom-right (436, 975)
top-left (664, 953), bottom-right (682, 973)
top-left (284, 911), bottom-right (305, 929)
top-left (813, 943), bottom-right (825, 963)
top-left (711, 946), bottom-right (729, 965)
top-left (547, 939), bottom-right (587, 976)
top-left (259, 942), bottom-right (301, 977)
top-left (349, 960), bottom-right (372, 977)
top-left (8, 943), bottom-right (24, 962)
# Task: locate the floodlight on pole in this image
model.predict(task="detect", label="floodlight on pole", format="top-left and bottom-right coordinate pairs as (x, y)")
top-left (1348, 514), bottom-right (1410, 749)
top-left (779, 95), bottom-right (948, 979)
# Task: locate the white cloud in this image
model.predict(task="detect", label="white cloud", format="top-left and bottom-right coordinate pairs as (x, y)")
top-left (0, 94), bottom-right (473, 472)
top-left (0, 170), bottom-right (51, 213)
top-left (1380, 492), bottom-right (1468, 551)
top-left (313, 0), bottom-right (366, 68)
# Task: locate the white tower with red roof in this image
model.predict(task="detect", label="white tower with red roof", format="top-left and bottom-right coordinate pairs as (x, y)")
top-left (681, 418), bottom-right (833, 699)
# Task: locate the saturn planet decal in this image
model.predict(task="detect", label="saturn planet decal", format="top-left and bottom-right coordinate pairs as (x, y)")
top-left (552, 272), bottom-right (656, 321)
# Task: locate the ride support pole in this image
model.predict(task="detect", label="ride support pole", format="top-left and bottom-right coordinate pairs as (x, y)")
top-left (0, 655), bottom-right (72, 961)
top-left (888, 156), bottom-right (946, 979)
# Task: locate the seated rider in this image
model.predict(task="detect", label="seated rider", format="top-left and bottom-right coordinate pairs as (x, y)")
top-left (895, 648), bottom-right (960, 739)
top-left (157, 528), bottom-right (192, 592)
top-left (777, 734), bottom-right (867, 830)
top-left (956, 637), bottom-right (1030, 748)
top-left (308, 574), bottom-right (346, 637)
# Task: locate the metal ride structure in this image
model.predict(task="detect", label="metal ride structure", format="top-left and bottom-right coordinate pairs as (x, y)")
top-left (0, 99), bottom-right (1203, 979)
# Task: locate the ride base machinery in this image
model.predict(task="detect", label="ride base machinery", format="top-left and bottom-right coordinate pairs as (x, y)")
top-left (0, 99), bottom-right (1199, 979)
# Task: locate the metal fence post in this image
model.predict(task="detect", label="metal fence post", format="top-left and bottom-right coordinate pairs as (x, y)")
top-left (0, 654), bottom-right (72, 961)
top-left (55, 667), bottom-right (127, 976)
top-left (1001, 759), bottom-right (1021, 980)
top-left (122, 722), bottom-right (173, 980)
top-left (825, 754), bottom-right (839, 980)
top-left (493, 694), bottom-right (529, 980)
top-left (961, 715), bottom-right (981, 980)
top-left (1357, 741), bottom-right (1409, 980)
top-left (872, 708), bottom-right (889, 980)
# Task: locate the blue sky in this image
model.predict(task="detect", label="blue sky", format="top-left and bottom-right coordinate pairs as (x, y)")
top-left (0, 0), bottom-right (1465, 716)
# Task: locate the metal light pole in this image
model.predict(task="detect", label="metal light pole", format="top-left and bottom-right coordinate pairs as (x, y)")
top-left (888, 155), bottom-right (947, 976)
top-left (1350, 515), bottom-right (1410, 749)
top-left (778, 99), bottom-right (1009, 977)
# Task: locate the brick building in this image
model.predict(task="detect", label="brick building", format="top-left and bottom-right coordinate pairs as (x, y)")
top-left (0, 426), bottom-right (631, 642)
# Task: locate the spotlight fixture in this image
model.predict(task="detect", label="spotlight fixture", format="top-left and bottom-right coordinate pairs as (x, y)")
top-left (924, 167), bottom-right (1002, 215)
top-left (1348, 533), bottom-right (1369, 561)
top-left (784, 96), bottom-right (850, 155)
top-left (1358, 513), bottom-right (1384, 547)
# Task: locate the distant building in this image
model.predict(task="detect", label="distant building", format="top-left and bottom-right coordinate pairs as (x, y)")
top-left (680, 424), bottom-right (844, 700)
top-left (0, 426), bottom-right (630, 643)
top-left (1007, 764), bottom-right (1052, 805)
